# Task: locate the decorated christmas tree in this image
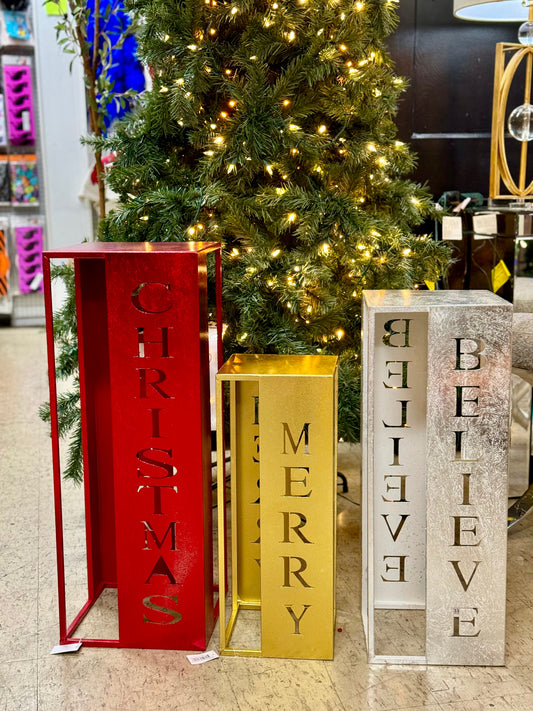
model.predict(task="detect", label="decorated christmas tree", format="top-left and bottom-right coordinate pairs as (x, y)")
top-left (96, 0), bottom-right (449, 442)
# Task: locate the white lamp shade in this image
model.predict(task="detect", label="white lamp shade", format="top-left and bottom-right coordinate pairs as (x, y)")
top-left (453, 0), bottom-right (529, 21)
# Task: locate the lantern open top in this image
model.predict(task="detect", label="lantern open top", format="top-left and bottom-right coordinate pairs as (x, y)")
top-left (363, 289), bottom-right (508, 308)
top-left (217, 353), bottom-right (338, 378)
top-left (44, 241), bottom-right (221, 258)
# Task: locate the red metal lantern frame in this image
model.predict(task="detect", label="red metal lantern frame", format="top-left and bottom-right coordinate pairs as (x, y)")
top-left (43, 242), bottom-right (223, 650)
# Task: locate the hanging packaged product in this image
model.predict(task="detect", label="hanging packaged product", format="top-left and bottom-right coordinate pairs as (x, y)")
top-left (0, 95), bottom-right (7, 147)
top-left (2, 56), bottom-right (35, 146)
top-left (0, 10), bottom-right (32, 47)
top-left (12, 215), bottom-right (44, 294)
top-left (0, 155), bottom-right (11, 204)
top-left (9, 153), bottom-right (38, 205)
top-left (0, 218), bottom-right (10, 297)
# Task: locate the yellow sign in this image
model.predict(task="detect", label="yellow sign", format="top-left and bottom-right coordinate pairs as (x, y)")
top-left (45, 0), bottom-right (68, 15)
top-left (424, 280), bottom-right (436, 291)
top-left (491, 259), bottom-right (511, 293)
top-left (216, 354), bottom-right (338, 659)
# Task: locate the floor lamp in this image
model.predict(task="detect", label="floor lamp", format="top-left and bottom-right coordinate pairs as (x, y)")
top-left (455, 0), bottom-right (533, 201)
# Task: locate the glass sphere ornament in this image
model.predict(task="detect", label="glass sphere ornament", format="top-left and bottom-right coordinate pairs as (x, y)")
top-left (508, 104), bottom-right (533, 141)
top-left (518, 21), bottom-right (533, 46)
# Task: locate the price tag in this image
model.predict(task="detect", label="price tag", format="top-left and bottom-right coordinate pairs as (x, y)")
top-left (442, 216), bottom-right (462, 241)
top-left (50, 642), bottom-right (82, 655)
top-left (473, 213), bottom-right (498, 240)
top-left (186, 650), bottom-right (219, 665)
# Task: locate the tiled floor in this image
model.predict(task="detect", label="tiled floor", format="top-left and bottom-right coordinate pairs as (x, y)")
top-left (1, 325), bottom-right (533, 710)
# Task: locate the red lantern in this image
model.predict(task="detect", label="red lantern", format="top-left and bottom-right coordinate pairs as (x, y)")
top-left (43, 242), bottom-right (222, 650)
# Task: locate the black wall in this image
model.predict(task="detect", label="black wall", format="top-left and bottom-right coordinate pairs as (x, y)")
top-left (388, 0), bottom-right (521, 199)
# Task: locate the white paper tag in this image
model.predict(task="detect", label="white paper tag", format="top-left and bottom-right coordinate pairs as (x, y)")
top-left (50, 642), bottom-right (82, 655)
top-left (29, 272), bottom-right (43, 291)
top-left (473, 213), bottom-right (498, 240)
top-left (442, 215), bottom-right (463, 241)
top-left (21, 110), bottom-right (30, 133)
top-left (186, 650), bottom-right (219, 665)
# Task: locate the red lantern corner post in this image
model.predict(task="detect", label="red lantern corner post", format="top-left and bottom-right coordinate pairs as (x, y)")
top-left (43, 242), bottom-right (223, 650)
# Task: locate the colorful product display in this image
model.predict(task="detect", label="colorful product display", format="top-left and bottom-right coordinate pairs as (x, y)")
top-left (3, 62), bottom-right (35, 145)
top-left (9, 153), bottom-right (38, 205)
top-left (15, 223), bottom-right (43, 293)
top-left (0, 155), bottom-right (10, 204)
top-left (0, 225), bottom-right (10, 297)
top-left (3, 10), bottom-right (32, 42)
top-left (0, 95), bottom-right (7, 147)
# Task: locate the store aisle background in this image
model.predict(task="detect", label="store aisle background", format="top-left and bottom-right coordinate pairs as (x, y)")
top-left (2, 322), bottom-right (533, 711)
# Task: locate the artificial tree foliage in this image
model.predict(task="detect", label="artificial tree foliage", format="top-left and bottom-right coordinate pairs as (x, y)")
top-left (49, 0), bottom-right (450, 482)
top-left (99, 0), bottom-right (449, 443)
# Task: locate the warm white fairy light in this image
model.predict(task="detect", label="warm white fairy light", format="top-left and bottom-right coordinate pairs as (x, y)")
top-left (141, 215), bottom-right (149, 221)
top-left (287, 30), bottom-right (296, 41)
top-left (204, 150), bottom-right (214, 156)
top-left (231, 247), bottom-right (239, 256)
top-left (336, 329), bottom-right (345, 340)
top-left (287, 212), bottom-right (297, 222)
top-left (214, 136), bottom-right (224, 144)
top-left (318, 124), bottom-right (327, 134)
top-left (160, 86), bottom-right (169, 93)
top-left (367, 143), bottom-right (377, 152)
top-left (231, 6), bottom-right (238, 13)
top-left (271, 248), bottom-right (281, 257)
top-left (265, 164), bottom-right (273, 175)
top-left (402, 248), bottom-right (412, 256)
top-left (188, 44), bottom-right (198, 51)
